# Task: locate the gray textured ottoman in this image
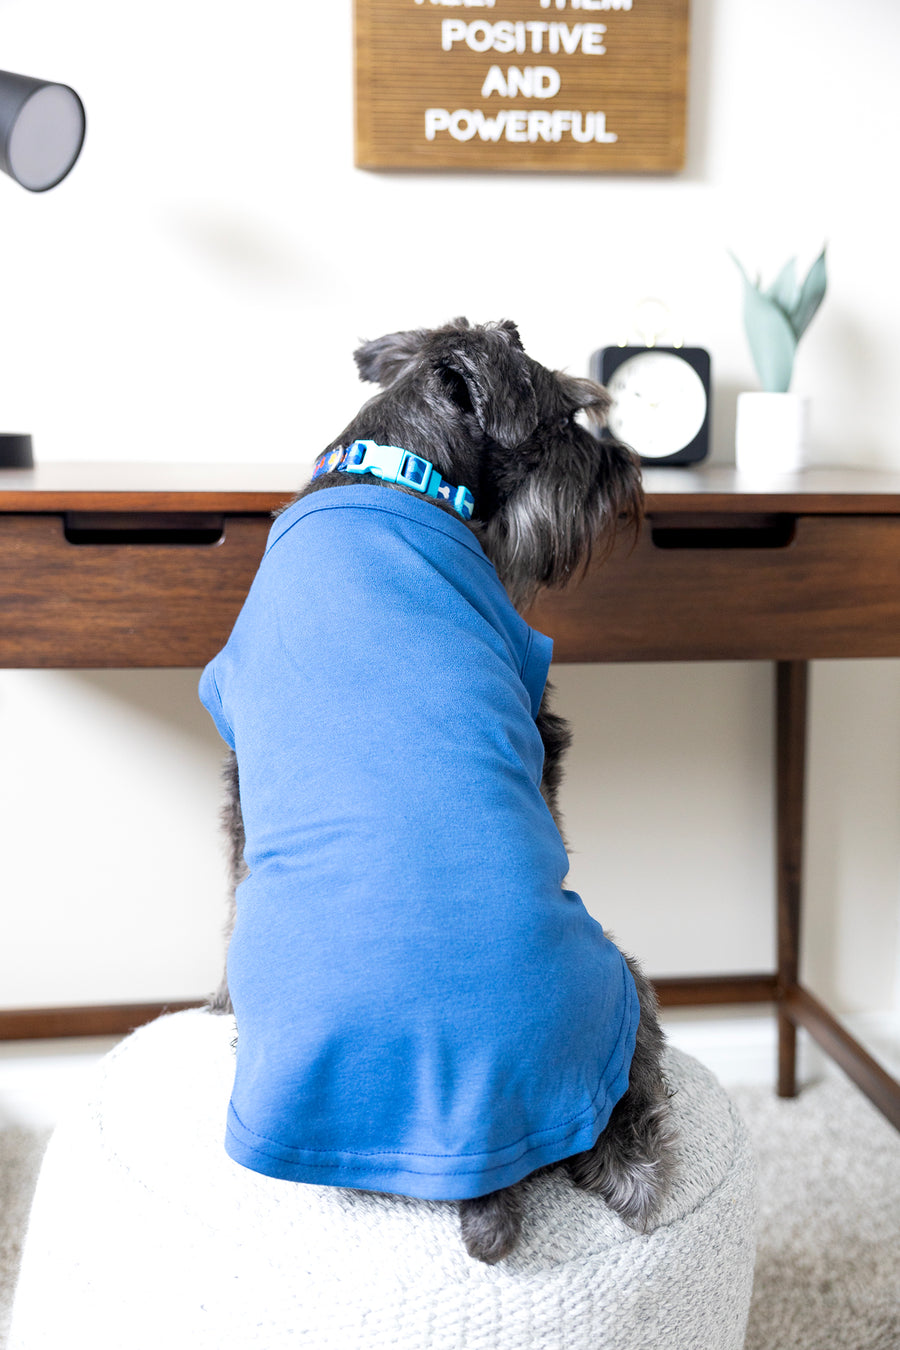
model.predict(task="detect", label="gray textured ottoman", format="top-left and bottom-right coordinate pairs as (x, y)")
top-left (10, 1009), bottom-right (757, 1349)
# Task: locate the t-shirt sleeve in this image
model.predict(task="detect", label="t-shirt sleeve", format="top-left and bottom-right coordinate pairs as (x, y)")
top-left (198, 661), bottom-right (235, 750)
top-left (520, 627), bottom-right (554, 719)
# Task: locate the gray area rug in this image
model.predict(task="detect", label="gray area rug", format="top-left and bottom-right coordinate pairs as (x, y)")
top-left (0, 1128), bottom-right (50, 1349)
top-left (731, 1075), bottom-right (900, 1350)
top-left (1, 1074), bottom-right (898, 1349)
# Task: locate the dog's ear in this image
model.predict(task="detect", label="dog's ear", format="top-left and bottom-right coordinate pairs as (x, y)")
top-left (437, 321), bottom-right (539, 449)
top-left (556, 373), bottom-right (613, 428)
top-left (354, 329), bottom-right (431, 387)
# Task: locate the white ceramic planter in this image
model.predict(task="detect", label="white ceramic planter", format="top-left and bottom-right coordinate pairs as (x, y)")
top-left (735, 392), bottom-right (810, 474)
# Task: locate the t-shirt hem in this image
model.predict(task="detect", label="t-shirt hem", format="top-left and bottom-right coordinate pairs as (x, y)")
top-left (225, 1071), bottom-right (627, 1201)
top-left (223, 967), bottom-right (639, 1202)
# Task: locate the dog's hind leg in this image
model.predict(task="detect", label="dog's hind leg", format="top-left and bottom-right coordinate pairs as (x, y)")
top-left (458, 1185), bottom-right (524, 1264)
top-left (564, 954), bottom-right (677, 1229)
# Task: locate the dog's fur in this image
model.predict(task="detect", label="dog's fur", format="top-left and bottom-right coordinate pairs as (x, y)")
top-left (209, 318), bottom-right (676, 1264)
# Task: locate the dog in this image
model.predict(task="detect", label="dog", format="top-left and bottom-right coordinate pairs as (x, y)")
top-left (204, 318), bottom-right (676, 1265)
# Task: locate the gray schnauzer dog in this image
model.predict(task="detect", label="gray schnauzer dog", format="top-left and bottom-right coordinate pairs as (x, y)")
top-left (207, 318), bottom-right (676, 1265)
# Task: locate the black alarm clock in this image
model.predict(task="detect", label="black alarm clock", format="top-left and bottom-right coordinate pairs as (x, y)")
top-left (591, 346), bottom-right (712, 466)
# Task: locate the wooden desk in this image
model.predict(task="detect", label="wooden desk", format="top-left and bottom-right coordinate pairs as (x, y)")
top-left (2, 463), bottom-right (899, 1128)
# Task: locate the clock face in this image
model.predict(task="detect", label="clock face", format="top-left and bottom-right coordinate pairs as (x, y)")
top-left (606, 350), bottom-right (708, 460)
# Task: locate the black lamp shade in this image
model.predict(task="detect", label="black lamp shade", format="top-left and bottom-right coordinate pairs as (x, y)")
top-left (0, 70), bottom-right (85, 191)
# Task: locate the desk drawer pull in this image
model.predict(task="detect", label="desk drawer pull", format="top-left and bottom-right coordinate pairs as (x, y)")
top-left (651, 514), bottom-right (795, 550)
top-left (64, 512), bottom-right (225, 546)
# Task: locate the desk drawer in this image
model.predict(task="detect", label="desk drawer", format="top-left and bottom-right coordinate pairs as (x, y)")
top-left (0, 513), bottom-right (270, 667)
top-left (527, 514), bottom-right (900, 661)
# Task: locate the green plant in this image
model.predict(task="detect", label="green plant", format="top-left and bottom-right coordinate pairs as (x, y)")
top-left (730, 247), bottom-right (827, 393)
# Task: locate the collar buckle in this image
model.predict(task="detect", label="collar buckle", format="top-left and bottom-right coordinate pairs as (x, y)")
top-left (313, 440), bottom-right (475, 521)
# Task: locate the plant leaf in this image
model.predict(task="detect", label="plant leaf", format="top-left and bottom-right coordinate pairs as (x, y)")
top-left (766, 258), bottom-right (799, 314)
top-left (728, 250), bottom-right (750, 283)
top-left (790, 246), bottom-right (827, 342)
top-left (729, 251), bottom-right (761, 290)
top-left (740, 279), bottom-right (798, 392)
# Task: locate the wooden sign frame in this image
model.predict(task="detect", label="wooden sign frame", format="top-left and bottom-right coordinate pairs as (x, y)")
top-left (354, 0), bottom-right (689, 174)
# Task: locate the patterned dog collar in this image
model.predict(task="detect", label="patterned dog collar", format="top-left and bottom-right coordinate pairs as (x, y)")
top-left (312, 440), bottom-right (475, 521)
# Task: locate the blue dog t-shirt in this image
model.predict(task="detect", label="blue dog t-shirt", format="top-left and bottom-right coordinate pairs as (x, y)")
top-left (199, 484), bottom-right (638, 1201)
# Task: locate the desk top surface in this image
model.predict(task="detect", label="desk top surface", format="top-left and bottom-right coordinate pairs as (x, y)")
top-left (1, 462), bottom-right (900, 514)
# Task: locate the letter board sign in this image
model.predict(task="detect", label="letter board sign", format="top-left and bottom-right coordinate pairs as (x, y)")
top-left (354, 0), bottom-right (690, 173)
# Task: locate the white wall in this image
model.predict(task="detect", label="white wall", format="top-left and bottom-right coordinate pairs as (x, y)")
top-left (1, 0), bottom-right (899, 1034)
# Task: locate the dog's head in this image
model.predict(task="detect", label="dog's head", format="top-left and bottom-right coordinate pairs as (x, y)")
top-left (331, 318), bottom-right (642, 610)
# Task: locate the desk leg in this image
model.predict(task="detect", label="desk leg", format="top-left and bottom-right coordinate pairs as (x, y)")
top-left (776, 659), bottom-right (807, 1097)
